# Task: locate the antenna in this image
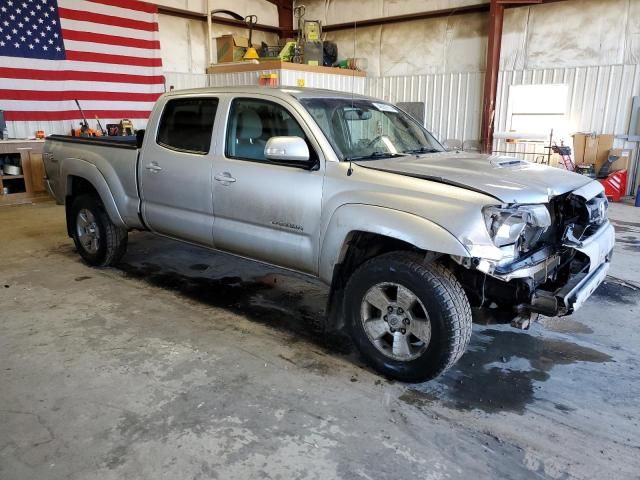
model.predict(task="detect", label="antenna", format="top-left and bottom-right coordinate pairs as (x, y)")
top-left (351, 21), bottom-right (356, 107)
top-left (347, 21), bottom-right (356, 177)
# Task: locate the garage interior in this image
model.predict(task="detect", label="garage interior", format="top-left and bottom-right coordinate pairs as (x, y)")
top-left (1, 0), bottom-right (640, 479)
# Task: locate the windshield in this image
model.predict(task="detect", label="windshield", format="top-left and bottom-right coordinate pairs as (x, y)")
top-left (300, 98), bottom-right (444, 161)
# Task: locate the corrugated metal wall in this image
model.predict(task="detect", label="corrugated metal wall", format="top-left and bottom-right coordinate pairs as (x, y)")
top-left (366, 65), bottom-right (639, 193)
top-left (495, 64), bottom-right (640, 140)
top-left (367, 73), bottom-right (485, 143)
top-left (366, 65), bottom-right (640, 145)
top-left (163, 72), bottom-right (209, 91)
top-left (494, 65), bottom-right (640, 192)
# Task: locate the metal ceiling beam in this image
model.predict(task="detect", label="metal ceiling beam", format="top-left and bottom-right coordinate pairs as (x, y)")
top-left (321, 4), bottom-right (489, 32)
top-left (319, 1), bottom-right (562, 32)
top-left (157, 6), bottom-right (280, 34)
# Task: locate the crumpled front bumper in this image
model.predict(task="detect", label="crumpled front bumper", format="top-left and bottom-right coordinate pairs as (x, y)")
top-left (494, 222), bottom-right (615, 317)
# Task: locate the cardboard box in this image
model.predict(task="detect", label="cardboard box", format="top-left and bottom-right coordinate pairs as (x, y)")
top-left (607, 148), bottom-right (632, 172)
top-left (573, 134), bottom-right (587, 164)
top-left (216, 35), bottom-right (249, 63)
top-left (584, 135), bottom-right (598, 164)
top-left (572, 133), bottom-right (614, 172)
top-left (595, 134), bottom-right (614, 172)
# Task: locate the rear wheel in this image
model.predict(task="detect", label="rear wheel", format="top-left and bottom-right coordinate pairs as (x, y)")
top-left (70, 195), bottom-right (128, 267)
top-left (345, 252), bottom-right (472, 382)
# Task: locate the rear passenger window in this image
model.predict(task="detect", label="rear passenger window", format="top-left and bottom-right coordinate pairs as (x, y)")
top-left (157, 98), bottom-right (218, 154)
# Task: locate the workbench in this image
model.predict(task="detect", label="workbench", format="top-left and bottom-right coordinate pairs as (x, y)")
top-left (0, 140), bottom-right (50, 206)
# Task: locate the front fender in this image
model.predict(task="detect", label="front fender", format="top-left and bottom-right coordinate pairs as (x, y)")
top-left (62, 158), bottom-right (126, 228)
top-left (318, 204), bottom-right (470, 283)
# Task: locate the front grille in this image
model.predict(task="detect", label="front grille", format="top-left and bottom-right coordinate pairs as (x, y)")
top-left (551, 191), bottom-right (608, 245)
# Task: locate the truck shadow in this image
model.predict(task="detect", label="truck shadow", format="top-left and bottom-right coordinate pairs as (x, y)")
top-left (113, 233), bottom-right (352, 355)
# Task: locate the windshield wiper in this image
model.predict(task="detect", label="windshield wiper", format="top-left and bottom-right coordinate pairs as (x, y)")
top-left (403, 147), bottom-right (440, 155)
top-left (346, 151), bottom-right (407, 161)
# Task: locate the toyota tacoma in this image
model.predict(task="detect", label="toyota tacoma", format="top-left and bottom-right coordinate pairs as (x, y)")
top-left (43, 87), bottom-right (615, 382)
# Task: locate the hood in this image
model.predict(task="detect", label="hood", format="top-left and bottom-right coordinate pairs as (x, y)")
top-left (356, 152), bottom-right (592, 204)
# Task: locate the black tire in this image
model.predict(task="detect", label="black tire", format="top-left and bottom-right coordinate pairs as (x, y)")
top-left (345, 251), bottom-right (472, 382)
top-left (70, 194), bottom-right (128, 267)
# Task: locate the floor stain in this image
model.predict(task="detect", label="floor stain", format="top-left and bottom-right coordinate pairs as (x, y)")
top-left (189, 264), bottom-right (209, 272)
top-left (592, 280), bottom-right (639, 305)
top-left (610, 219), bottom-right (640, 229)
top-left (610, 219), bottom-right (640, 252)
top-left (74, 276), bottom-right (92, 282)
top-left (616, 235), bottom-right (640, 253)
top-left (401, 328), bottom-right (611, 414)
top-left (539, 317), bottom-right (594, 334)
top-left (554, 403), bottom-right (576, 413)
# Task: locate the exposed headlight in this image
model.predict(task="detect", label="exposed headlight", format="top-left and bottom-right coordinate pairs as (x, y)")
top-left (483, 205), bottom-right (552, 250)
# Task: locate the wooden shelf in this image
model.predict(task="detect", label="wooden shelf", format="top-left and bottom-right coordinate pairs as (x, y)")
top-left (0, 140), bottom-right (48, 204)
top-left (206, 59), bottom-right (367, 77)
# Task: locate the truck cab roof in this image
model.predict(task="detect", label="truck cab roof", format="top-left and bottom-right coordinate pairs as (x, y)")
top-left (163, 86), bottom-right (374, 102)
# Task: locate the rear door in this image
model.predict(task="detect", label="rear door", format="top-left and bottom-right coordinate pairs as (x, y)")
top-left (139, 96), bottom-right (219, 246)
top-left (211, 95), bottom-right (324, 274)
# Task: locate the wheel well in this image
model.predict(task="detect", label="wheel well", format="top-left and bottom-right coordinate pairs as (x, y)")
top-left (326, 231), bottom-right (430, 331)
top-left (65, 176), bottom-right (100, 237)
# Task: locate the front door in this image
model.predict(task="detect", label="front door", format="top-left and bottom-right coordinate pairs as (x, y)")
top-left (139, 96), bottom-right (219, 246)
top-left (212, 96), bottom-right (324, 274)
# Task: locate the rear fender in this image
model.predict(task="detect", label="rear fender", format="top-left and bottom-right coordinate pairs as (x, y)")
top-left (62, 158), bottom-right (126, 228)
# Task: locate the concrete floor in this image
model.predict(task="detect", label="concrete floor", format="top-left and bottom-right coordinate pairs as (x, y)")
top-left (1, 201), bottom-right (639, 480)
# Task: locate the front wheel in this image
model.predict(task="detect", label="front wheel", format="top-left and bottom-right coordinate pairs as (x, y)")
top-left (345, 252), bottom-right (472, 382)
top-left (70, 195), bottom-right (128, 267)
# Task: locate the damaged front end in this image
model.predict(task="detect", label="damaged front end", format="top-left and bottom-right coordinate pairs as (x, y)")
top-left (453, 182), bottom-right (615, 328)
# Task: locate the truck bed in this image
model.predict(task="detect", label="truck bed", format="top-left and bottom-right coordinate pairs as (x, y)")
top-left (44, 134), bottom-right (144, 229)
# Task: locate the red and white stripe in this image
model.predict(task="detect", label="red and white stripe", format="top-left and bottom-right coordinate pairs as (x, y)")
top-left (1, 0), bottom-right (164, 124)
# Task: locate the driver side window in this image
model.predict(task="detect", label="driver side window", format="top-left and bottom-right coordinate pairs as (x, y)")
top-left (225, 98), bottom-right (310, 162)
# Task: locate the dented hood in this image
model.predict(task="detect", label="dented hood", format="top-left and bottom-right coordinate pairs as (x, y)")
top-left (356, 152), bottom-right (593, 204)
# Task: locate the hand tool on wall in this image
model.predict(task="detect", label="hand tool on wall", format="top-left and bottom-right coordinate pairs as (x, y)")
top-left (243, 15), bottom-right (260, 60)
top-left (292, 4), bottom-right (305, 64)
top-left (95, 115), bottom-right (107, 136)
top-left (72, 99), bottom-right (101, 137)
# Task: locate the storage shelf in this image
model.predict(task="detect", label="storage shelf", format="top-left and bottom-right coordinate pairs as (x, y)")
top-left (0, 174), bottom-right (25, 180)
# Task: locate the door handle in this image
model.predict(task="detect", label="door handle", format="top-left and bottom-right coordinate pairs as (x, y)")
top-left (214, 172), bottom-right (236, 184)
top-left (145, 162), bottom-right (162, 173)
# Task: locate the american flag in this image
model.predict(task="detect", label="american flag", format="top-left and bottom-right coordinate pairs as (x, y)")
top-left (0, 0), bottom-right (163, 125)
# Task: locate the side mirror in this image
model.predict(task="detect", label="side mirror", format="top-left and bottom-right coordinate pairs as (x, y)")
top-left (264, 136), bottom-right (310, 165)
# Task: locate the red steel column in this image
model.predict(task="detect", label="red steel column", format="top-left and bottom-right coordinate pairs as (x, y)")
top-left (481, 0), bottom-right (505, 154)
top-left (276, 1), bottom-right (294, 39)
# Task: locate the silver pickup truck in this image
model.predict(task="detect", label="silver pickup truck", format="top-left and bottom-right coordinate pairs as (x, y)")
top-left (43, 86), bottom-right (615, 382)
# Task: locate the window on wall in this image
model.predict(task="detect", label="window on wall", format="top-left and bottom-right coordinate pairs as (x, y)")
top-left (157, 98), bottom-right (218, 154)
top-left (506, 84), bottom-right (569, 137)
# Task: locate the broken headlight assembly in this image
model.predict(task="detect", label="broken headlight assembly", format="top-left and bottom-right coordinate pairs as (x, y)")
top-left (483, 204), bottom-right (552, 256)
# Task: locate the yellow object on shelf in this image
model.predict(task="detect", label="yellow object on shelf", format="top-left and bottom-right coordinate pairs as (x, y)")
top-left (243, 46), bottom-right (260, 61)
